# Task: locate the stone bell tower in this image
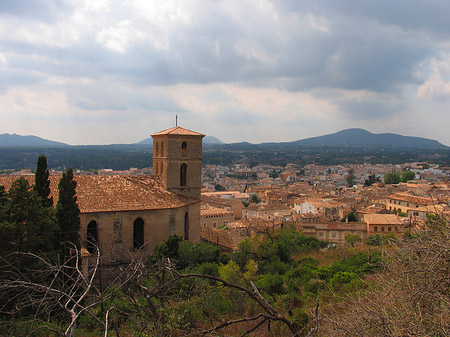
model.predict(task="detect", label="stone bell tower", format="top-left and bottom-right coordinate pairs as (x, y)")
top-left (151, 126), bottom-right (205, 199)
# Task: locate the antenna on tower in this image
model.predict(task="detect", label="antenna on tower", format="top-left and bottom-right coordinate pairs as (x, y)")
top-left (175, 115), bottom-right (178, 127)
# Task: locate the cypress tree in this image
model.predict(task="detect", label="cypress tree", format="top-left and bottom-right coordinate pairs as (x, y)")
top-left (34, 155), bottom-right (53, 208)
top-left (2, 177), bottom-right (58, 256)
top-left (56, 168), bottom-right (81, 254)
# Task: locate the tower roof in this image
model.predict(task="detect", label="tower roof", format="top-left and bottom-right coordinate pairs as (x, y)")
top-left (151, 126), bottom-right (205, 137)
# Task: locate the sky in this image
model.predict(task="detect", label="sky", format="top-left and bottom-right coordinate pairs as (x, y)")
top-left (1, 0), bottom-right (450, 146)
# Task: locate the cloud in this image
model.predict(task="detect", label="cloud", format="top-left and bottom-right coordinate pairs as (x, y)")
top-left (417, 53), bottom-right (450, 99)
top-left (0, 0), bottom-right (450, 145)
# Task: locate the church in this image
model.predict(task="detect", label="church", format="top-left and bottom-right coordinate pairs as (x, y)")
top-left (0, 125), bottom-right (205, 269)
top-left (78, 126), bottom-right (205, 266)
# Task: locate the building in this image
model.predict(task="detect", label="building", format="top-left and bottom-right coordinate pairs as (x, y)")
top-left (364, 214), bottom-right (405, 237)
top-left (297, 222), bottom-right (367, 246)
top-left (385, 193), bottom-right (434, 214)
top-left (242, 203), bottom-right (292, 221)
top-left (200, 206), bottom-right (235, 229)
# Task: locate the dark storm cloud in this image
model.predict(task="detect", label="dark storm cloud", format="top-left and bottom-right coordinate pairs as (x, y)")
top-left (0, 0), bottom-right (437, 95)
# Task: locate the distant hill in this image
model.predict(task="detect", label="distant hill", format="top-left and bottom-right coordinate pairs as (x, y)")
top-left (137, 135), bottom-right (223, 145)
top-left (0, 129), bottom-right (446, 151)
top-left (137, 137), bottom-right (153, 145)
top-left (0, 133), bottom-right (69, 148)
top-left (203, 136), bottom-right (223, 144)
top-left (288, 128), bottom-right (448, 149)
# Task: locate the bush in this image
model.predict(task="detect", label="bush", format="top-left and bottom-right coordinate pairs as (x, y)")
top-left (256, 273), bottom-right (285, 294)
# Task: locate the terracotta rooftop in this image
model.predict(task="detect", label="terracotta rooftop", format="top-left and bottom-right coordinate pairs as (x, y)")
top-left (0, 175), bottom-right (197, 213)
top-left (364, 214), bottom-right (403, 225)
top-left (151, 126), bottom-right (205, 137)
top-left (387, 192), bottom-right (434, 205)
top-left (201, 207), bottom-right (234, 216)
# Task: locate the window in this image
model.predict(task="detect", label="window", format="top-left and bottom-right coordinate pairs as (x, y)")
top-left (161, 142), bottom-right (164, 156)
top-left (184, 212), bottom-right (189, 240)
top-left (160, 162), bottom-right (163, 175)
top-left (180, 163), bottom-right (187, 186)
top-left (133, 218), bottom-right (144, 249)
top-left (381, 227), bottom-right (385, 232)
top-left (155, 142), bottom-right (159, 157)
top-left (182, 141), bottom-right (187, 157)
top-left (388, 227), bottom-right (392, 232)
top-left (374, 226), bottom-right (378, 232)
top-left (155, 161), bottom-right (159, 175)
top-left (87, 220), bottom-right (99, 254)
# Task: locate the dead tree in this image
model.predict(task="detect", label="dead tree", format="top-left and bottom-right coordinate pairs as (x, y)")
top-left (120, 258), bottom-right (319, 336)
top-left (0, 244), bottom-right (140, 337)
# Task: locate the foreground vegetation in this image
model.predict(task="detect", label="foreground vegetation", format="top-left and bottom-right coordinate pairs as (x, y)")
top-left (1, 214), bottom-right (449, 336)
top-left (0, 225), bottom-right (385, 336)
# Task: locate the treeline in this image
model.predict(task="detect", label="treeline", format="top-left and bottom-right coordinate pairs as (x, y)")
top-left (2, 144), bottom-right (450, 171)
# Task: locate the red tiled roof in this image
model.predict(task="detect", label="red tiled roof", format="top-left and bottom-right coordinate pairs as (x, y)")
top-left (386, 192), bottom-right (434, 205)
top-left (151, 126), bottom-right (205, 137)
top-left (0, 175), bottom-right (197, 213)
top-left (364, 214), bottom-right (403, 225)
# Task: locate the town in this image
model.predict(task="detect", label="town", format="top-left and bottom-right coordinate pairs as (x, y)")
top-left (9, 156), bottom-right (449, 252)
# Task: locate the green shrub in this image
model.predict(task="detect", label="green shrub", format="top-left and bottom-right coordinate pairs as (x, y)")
top-left (256, 273), bottom-right (285, 294)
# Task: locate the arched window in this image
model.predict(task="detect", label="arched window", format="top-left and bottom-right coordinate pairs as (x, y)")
top-left (184, 212), bottom-right (189, 240)
top-left (133, 218), bottom-right (144, 249)
top-left (161, 142), bottom-right (164, 157)
top-left (160, 162), bottom-right (163, 175)
top-left (87, 220), bottom-right (99, 254)
top-left (155, 142), bottom-right (159, 157)
top-left (180, 163), bottom-right (187, 186)
top-left (155, 161), bottom-right (159, 175)
top-left (181, 141), bottom-right (187, 157)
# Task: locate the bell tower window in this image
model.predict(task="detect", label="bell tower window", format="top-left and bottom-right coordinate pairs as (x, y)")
top-left (180, 163), bottom-right (187, 186)
top-left (182, 141), bottom-right (187, 157)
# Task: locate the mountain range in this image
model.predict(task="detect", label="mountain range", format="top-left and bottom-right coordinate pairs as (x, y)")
top-left (0, 129), bottom-right (447, 149)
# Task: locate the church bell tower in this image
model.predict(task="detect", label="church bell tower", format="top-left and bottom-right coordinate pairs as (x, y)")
top-left (151, 126), bottom-right (205, 199)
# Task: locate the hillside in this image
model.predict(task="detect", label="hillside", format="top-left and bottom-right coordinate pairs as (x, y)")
top-left (288, 128), bottom-right (448, 149)
top-left (0, 133), bottom-right (69, 148)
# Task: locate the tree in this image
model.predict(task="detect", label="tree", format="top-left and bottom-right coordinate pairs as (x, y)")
top-left (1, 177), bottom-right (58, 256)
top-left (401, 170), bottom-right (415, 183)
top-left (214, 183), bottom-right (226, 191)
top-left (249, 194), bottom-right (260, 204)
top-left (34, 155), bottom-right (53, 208)
top-left (345, 234), bottom-right (362, 247)
top-left (346, 169), bottom-right (356, 187)
top-left (384, 172), bottom-right (401, 184)
top-left (364, 174), bottom-right (379, 186)
top-left (0, 245), bottom-right (138, 337)
top-left (56, 168), bottom-right (81, 253)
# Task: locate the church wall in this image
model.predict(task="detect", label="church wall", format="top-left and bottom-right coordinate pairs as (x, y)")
top-left (80, 201), bottom-right (200, 264)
